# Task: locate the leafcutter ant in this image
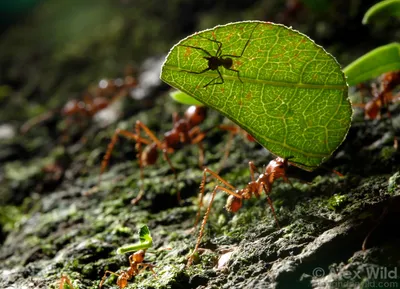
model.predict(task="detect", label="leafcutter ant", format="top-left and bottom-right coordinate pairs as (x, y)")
top-left (20, 66), bottom-right (137, 136)
top-left (354, 70), bottom-right (400, 148)
top-left (179, 23), bottom-right (260, 87)
top-left (99, 250), bottom-right (156, 289)
top-left (187, 157), bottom-right (292, 266)
top-left (97, 105), bottom-right (207, 204)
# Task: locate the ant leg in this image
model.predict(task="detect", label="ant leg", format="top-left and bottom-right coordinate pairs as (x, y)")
top-left (161, 148), bottom-right (180, 202)
top-left (217, 130), bottom-right (234, 174)
top-left (179, 44), bottom-right (213, 57)
top-left (362, 207), bottom-right (388, 251)
top-left (195, 34), bottom-right (223, 56)
top-left (204, 69), bottom-right (224, 88)
top-left (133, 121), bottom-right (167, 204)
top-left (172, 112), bottom-right (180, 125)
top-left (221, 23), bottom-right (260, 59)
top-left (137, 263), bottom-right (157, 278)
top-left (197, 142), bottom-right (204, 169)
top-left (248, 161), bottom-right (259, 183)
top-left (260, 182), bottom-right (280, 228)
top-left (99, 271), bottom-right (121, 288)
top-left (194, 168), bottom-right (237, 230)
top-left (99, 129), bottom-right (151, 185)
top-left (188, 126), bottom-right (206, 168)
top-left (227, 67), bottom-right (242, 83)
top-left (188, 182), bottom-right (241, 267)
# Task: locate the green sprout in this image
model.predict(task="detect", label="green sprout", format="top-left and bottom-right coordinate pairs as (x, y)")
top-left (116, 225), bottom-right (153, 254)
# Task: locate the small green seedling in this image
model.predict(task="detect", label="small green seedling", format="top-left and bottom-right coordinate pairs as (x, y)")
top-left (161, 21), bottom-right (351, 169)
top-left (117, 225), bottom-right (153, 254)
top-left (100, 225), bottom-right (156, 288)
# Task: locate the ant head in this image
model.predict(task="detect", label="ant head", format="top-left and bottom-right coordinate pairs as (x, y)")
top-left (364, 100), bottom-right (380, 120)
top-left (275, 157), bottom-right (289, 169)
top-left (132, 250), bottom-right (146, 262)
top-left (225, 195), bottom-right (242, 213)
top-left (185, 105), bottom-right (206, 127)
top-left (117, 273), bottom-right (129, 288)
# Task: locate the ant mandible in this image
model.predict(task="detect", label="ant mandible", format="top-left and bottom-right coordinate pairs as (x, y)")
top-left (99, 250), bottom-right (156, 289)
top-left (98, 105), bottom-right (207, 204)
top-left (187, 157), bottom-right (291, 266)
top-left (179, 23), bottom-right (260, 88)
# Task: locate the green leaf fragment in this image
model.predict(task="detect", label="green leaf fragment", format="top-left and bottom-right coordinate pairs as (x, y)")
top-left (116, 225), bottom-right (153, 254)
top-left (170, 90), bottom-right (204, 106)
top-left (161, 21), bottom-right (351, 170)
top-left (362, 0), bottom-right (400, 24)
top-left (343, 43), bottom-right (400, 86)
top-left (139, 224), bottom-right (152, 244)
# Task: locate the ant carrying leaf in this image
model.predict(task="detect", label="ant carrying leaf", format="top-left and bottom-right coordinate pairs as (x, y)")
top-left (162, 21), bottom-right (351, 169)
top-left (187, 157), bottom-right (293, 266)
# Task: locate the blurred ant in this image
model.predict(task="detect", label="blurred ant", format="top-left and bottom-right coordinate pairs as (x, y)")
top-left (179, 23), bottom-right (260, 87)
top-left (59, 275), bottom-right (74, 289)
top-left (354, 70), bottom-right (400, 148)
top-left (20, 66), bottom-right (137, 135)
top-left (99, 250), bottom-right (156, 289)
top-left (98, 105), bottom-right (207, 204)
top-left (187, 157), bottom-right (292, 266)
top-left (356, 71), bottom-right (400, 120)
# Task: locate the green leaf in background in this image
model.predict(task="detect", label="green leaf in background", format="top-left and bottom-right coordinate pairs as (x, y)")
top-left (170, 90), bottom-right (204, 106)
top-left (362, 0), bottom-right (400, 25)
top-left (161, 21), bottom-right (351, 169)
top-left (343, 43), bottom-right (400, 86)
top-left (116, 225), bottom-right (153, 254)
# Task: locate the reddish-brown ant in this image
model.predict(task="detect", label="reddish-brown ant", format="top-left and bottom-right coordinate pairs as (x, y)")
top-left (99, 250), bottom-right (156, 289)
top-left (187, 157), bottom-right (291, 266)
top-left (59, 275), bottom-right (74, 289)
top-left (354, 70), bottom-right (400, 148)
top-left (20, 67), bottom-right (137, 135)
top-left (179, 23), bottom-right (260, 87)
top-left (98, 105), bottom-right (207, 204)
top-left (356, 71), bottom-right (400, 120)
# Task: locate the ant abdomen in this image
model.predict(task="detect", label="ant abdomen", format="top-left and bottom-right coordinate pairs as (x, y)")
top-left (226, 195), bottom-right (242, 212)
top-left (142, 143), bottom-right (158, 166)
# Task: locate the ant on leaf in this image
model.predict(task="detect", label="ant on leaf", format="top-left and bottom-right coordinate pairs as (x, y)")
top-left (99, 249), bottom-right (156, 289)
top-left (97, 105), bottom-right (207, 204)
top-left (179, 23), bottom-right (260, 88)
top-left (187, 156), bottom-right (293, 266)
